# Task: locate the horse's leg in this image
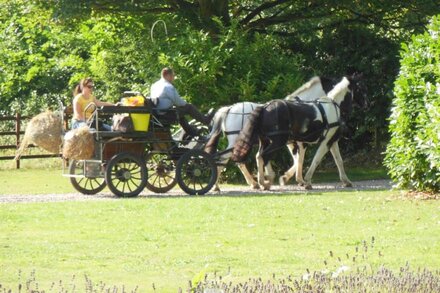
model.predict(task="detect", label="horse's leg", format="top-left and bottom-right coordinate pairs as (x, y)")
top-left (256, 139), bottom-right (272, 190)
top-left (238, 163), bottom-right (259, 189)
top-left (330, 141), bottom-right (352, 187)
top-left (213, 156), bottom-right (229, 192)
top-left (210, 139), bottom-right (227, 192)
top-left (224, 131), bottom-right (259, 189)
top-left (295, 143), bottom-right (307, 186)
top-left (258, 136), bottom-right (285, 190)
top-left (279, 143), bottom-right (297, 186)
top-left (256, 150), bottom-right (269, 190)
top-left (264, 162), bottom-right (276, 185)
top-left (304, 143), bottom-right (330, 189)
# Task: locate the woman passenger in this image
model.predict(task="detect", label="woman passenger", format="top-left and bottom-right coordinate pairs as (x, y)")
top-left (71, 78), bottom-right (114, 130)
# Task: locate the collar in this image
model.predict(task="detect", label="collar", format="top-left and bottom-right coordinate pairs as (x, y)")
top-left (160, 77), bottom-right (172, 85)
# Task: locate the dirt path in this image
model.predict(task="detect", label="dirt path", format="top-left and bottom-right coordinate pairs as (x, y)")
top-left (0, 179), bottom-right (392, 204)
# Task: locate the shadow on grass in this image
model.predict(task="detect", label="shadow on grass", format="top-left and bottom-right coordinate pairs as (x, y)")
top-left (134, 179), bottom-right (393, 200)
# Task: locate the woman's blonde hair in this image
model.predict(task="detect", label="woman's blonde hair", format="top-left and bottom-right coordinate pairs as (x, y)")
top-left (73, 78), bottom-right (93, 96)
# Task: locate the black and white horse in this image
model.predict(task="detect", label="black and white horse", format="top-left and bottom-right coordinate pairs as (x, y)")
top-left (282, 76), bottom-right (355, 187)
top-left (231, 76), bottom-right (363, 190)
top-left (205, 76), bottom-right (349, 191)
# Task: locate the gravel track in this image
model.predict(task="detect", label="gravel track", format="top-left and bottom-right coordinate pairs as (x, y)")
top-left (0, 179), bottom-right (392, 204)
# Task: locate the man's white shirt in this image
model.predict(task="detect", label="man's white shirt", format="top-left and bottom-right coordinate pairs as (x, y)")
top-left (150, 78), bottom-right (187, 110)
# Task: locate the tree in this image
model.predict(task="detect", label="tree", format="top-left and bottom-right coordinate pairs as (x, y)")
top-left (47, 0), bottom-right (440, 154)
top-left (0, 1), bottom-right (304, 115)
top-left (2, 0), bottom-right (440, 159)
top-left (51, 0), bottom-right (440, 38)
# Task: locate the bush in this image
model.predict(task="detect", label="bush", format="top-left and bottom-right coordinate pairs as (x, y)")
top-left (385, 15), bottom-right (440, 192)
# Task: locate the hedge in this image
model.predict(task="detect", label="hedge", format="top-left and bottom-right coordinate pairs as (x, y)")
top-left (385, 15), bottom-right (440, 192)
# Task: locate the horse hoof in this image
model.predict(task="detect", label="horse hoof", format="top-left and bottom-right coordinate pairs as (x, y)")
top-left (251, 184), bottom-right (260, 190)
top-left (261, 181), bottom-right (271, 190)
top-left (304, 184), bottom-right (313, 190)
top-left (343, 182), bottom-right (353, 188)
top-left (267, 176), bottom-right (275, 185)
top-left (213, 186), bottom-right (221, 192)
top-left (298, 181), bottom-right (305, 186)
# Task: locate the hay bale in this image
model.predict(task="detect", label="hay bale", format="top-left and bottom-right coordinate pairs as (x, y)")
top-left (14, 110), bottom-right (63, 160)
top-left (62, 126), bottom-right (95, 160)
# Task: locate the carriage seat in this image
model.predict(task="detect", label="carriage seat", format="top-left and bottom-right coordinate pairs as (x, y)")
top-left (152, 107), bottom-right (179, 127)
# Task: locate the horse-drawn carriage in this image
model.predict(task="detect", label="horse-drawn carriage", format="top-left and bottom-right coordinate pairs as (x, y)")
top-left (62, 93), bottom-right (218, 197)
top-left (61, 74), bottom-right (363, 195)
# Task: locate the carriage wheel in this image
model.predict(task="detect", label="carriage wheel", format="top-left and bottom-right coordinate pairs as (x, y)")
top-left (176, 149), bottom-right (217, 195)
top-left (69, 160), bottom-right (106, 195)
top-left (145, 152), bottom-right (177, 193)
top-left (105, 152), bottom-right (147, 197)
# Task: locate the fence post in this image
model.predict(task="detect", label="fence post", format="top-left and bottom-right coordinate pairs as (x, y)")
top-left (15, 113), bottom-right (20, 169)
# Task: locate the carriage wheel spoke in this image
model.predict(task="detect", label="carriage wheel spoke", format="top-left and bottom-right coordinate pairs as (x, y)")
top-left (151, 175), bottom-right (159, 185)
top-left (126, 181), bottom-right (133, 192)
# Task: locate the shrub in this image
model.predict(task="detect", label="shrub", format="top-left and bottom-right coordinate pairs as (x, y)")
top-left (385, 15), bottom-right (440, 192)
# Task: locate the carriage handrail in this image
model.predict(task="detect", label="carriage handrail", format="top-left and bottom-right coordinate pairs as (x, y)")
top-left (98, 105), bottom-right (151, 114)
top-left (84, 102), bottom-right (98, 128)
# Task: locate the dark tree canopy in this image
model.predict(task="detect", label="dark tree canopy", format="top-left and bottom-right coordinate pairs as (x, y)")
top-left (52, 0), bottom-right (440, 37)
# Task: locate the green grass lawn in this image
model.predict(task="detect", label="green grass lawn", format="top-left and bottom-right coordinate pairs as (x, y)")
top-left (2, 164), bottom-right (436, 292)
top-left (0, 168), bottom-right (77, 195)
top-left (1, 188), bottom-right (439, 291)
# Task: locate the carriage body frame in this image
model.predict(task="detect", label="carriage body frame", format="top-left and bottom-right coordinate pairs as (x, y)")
top-left (62, 102), bottom-right (217, 197)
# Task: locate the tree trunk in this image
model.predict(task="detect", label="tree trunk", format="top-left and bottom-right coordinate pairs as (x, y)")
top-left (198, 0), bottom-right (230, 32)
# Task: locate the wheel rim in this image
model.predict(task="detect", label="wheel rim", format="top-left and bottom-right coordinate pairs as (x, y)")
top-left (176, 150), bottom-right (217, 195)
top-left (145, 152), bottom-right (177, 193)
top-left (106, 153), bottom-right (147, 197)
top-left (69, 160), bottom-right (106, 195)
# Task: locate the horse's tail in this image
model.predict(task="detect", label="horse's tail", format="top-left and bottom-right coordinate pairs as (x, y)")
top-left (204, 108), bottom-right (226, 154)
top-left (231, 106), bottom-right (264, 162)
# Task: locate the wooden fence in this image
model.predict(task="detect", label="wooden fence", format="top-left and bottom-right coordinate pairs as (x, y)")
top-left (0, 110), bottom-right (71, 169)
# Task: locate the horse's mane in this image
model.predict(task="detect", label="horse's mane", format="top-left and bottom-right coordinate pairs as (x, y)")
top-left (285, 76), bottom-right (321, 100)
top-left (327, 77), bottom-right (350, 101)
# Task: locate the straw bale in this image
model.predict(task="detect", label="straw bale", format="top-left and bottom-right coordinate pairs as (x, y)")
top-left (14, 110), bottom-right (63, 160)
top-left (62, 126), bottom-right (95, 160)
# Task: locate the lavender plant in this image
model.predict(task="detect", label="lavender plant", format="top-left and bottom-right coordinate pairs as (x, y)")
top-left (186, 238), bottom-right (440, 293)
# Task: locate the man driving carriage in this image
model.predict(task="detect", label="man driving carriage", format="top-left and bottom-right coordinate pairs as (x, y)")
top-left (150, 67), bottom-right (214, 137)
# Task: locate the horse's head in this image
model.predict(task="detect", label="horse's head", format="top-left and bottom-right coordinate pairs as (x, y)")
top-left (335, 73), bottom-right (367, 119)
top-left (347, 72), bottom-right (368, 110)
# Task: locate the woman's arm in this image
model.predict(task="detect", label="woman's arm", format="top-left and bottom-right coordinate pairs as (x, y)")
top-left (95, 98), bottom-right (114, 107)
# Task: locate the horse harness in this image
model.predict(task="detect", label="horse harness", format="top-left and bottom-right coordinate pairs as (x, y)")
top-left (265, 98), bottom-right (341, 143)
top-left (223, 103), bottom-right (258, 136)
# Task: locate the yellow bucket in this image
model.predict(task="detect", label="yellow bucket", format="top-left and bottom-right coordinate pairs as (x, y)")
top-left (131, 113), bottom-right (150, 131)
top-left (121, 96), bottom-right (150, 131)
